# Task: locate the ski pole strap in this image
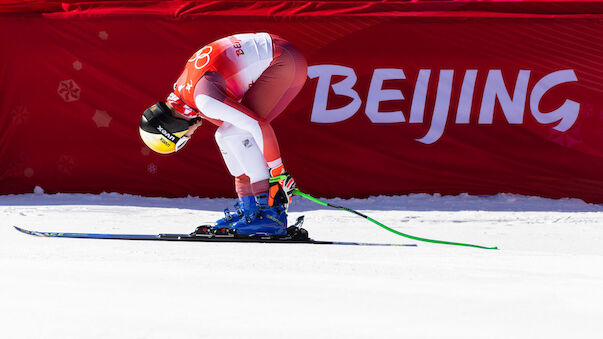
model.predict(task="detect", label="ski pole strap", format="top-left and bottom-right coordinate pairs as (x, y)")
top-left (292, 189), bottom-right (498, 250)
top-left (269, 175), bottom-right (287, 183)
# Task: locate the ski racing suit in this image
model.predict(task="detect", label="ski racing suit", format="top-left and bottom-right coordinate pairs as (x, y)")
top-left (166, 33), bottom-right (307, 199)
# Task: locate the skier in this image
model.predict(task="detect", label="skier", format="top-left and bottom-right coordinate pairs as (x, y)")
top-left (138, 32), bottom-right (307, 237)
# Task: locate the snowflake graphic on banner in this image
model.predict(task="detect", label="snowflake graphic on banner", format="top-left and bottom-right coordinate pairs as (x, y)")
top-left (24, 168), bottom-right (34, 178)
top-left (57, 80), bottom-right (81, 102)
top-left (93, 110), bottom-right (112, 128)
top-left (57, 155), bottom-right (76, 175)
top-left (147, 163), bottom-right (158, 174)
top-left (10, 106), bottom-right (30, 125)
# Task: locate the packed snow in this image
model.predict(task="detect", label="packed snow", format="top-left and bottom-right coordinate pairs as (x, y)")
top-left (1, 192), bottom-right (602, 338)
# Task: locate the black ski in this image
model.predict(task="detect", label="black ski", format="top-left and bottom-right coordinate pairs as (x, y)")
top-left (13, 216), bottom-right (416, 247)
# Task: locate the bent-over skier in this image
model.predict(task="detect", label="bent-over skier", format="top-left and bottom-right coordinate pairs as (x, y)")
top-left (138, 32), bottom-right (307, 237)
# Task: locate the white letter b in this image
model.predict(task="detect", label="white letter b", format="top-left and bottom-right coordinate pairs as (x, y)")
top-left (308, 65), bottom-right (361, 123)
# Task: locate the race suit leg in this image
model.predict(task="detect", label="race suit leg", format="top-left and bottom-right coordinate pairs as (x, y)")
top-left (241, 36), bottom-right (308, 207)
top-left (240, 35), bottom-right (308, 169)
top-left (215, 123), bottom-right (269, 196)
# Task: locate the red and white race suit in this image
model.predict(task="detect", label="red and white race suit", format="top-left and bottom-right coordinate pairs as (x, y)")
top-left (167, 33), bottom-right (307, 197)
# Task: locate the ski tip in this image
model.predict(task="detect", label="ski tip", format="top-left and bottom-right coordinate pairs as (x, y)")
top-left (13, 226), bottom-right (53, 237)
top-left (14, 226), bottom-right (36, 236)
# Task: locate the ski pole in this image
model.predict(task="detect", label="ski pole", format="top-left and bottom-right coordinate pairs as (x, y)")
top-left (292, 189), bottom-right (498, 250)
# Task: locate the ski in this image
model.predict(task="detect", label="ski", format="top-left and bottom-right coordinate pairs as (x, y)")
top-left (13, 226), bottom-right (416, 247)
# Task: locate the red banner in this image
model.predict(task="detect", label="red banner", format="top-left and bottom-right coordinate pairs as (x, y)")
top-left (1, 1), bottom-right (602, 202)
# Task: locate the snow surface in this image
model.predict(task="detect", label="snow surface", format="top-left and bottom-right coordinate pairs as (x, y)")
top-left (1, 192), bottom-right (603, 339)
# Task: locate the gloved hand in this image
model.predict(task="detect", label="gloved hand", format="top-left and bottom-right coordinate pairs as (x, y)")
top-left (268, 164), bottom-right (296, 210)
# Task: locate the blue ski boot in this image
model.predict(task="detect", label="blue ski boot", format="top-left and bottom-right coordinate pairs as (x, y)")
top-left (231, 193), bottom-right (288, 237)
top-left (214, 195), bottom-right (257, 228)
top-left (191, 196), bottom-right (257, 236)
